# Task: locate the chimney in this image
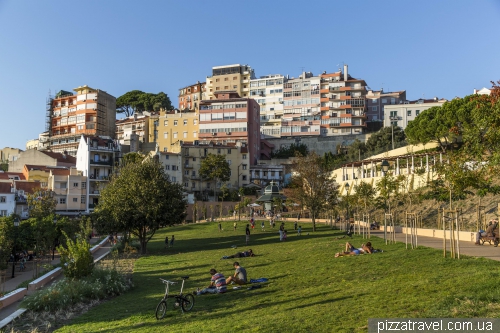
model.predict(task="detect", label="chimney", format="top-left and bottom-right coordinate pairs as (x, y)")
top-left (343, 64), bottom-right (348, 81)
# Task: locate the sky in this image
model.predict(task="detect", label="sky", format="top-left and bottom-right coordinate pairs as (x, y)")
top-left (1, 0), bottom-right (499, 150)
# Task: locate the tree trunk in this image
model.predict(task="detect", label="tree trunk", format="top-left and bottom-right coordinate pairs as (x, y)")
top-left (140, 238), bottom-right (147, 255)
top-left (312, 212), bottom-right (316, 232)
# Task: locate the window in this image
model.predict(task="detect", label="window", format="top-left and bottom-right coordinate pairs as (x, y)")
top-left (0, 210), bottom-right (7, 217)
top-left (407, 110), bottom-right (412, 116)
top-left (165, 165), bottom-right (170, 170)
top-left (233, 85), bottom-right (237, 89)
top-left (390, 111), bottom-right (398, 117)
top-left (59, 198), bottom-right (66, 204)
top-left (81, 196), bottom-right (86, 204)
top-left (192, 171), bottom-right (196, 176)
top-left (193, 131), bottom-right (197, 138)
top-left (184, 182), bottom-right (189, 187)
top-left (171, 176), bottom-right (176, 182)
top-left (172, 165), bottom-right (177, 170)
top-left (164, 132), bottom-right (168, 139)
top-left (60, 182), bottom-right (67, 189)
top-left (183, 132), bottom-right (188, 138)
top-left (372, 106), bottom-right (377, 111)
top-left (0, 196), bottom-right (5, 203)
top-left (194, 119), bottom-right (197, 125)
top-left (183, 120), bottom-right (187, 125)
top-left (381, 99), bottom-right (387, 104)
top-left (227, 160), bottom-right (232, 165)
top-left (242, 175), bottom-right (247, 181)
top-left (164, 154), bottom-right (169, 159)
top-left (227, 149), bottom-right (231, 154)
top-left (416, 110), bottom-right (420, 116)
top-left (185, 171), bottom-right (189, 175)
top-left (233, 76), bottom-right (237, 80)
top-left (73, 182), bottom-right (78, 187)
top-left (242, 164), bottom-right (247, 170)
top-left (242, 154), bottom-right (247, 160)
top-left (217, 149), bottom-right (221, 154)
top-left (173, 132), bottom-right (178, 139)
top-left (164, 120), bottom-right (168, 126)
top-left (73, 198), bottom-right (78, 202)
top-left (371, 99), bottom-right (377, 103)
top-left (216, 78), bottom-right (220, 82)
top-left (174, 120), bottom-right (178, 126)
top-left (81, 182), bottom-right (86, 189)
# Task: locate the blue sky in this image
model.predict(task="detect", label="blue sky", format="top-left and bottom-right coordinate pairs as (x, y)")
top-left (1, 0), bottom-right (499, 150)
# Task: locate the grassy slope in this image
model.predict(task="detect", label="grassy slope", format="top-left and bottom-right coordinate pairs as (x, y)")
top-left (57, 221), bottom-right (500, 333)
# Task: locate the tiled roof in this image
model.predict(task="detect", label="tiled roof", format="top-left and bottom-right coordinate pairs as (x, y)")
top-left (0, 172), bottom-right (25, 180)
top-left (40, 151), bottom-right (77, 164)
top-left (0, 182), bottom-right (12, 193)
top-left (82, 135), bottom-right (115, 148)
top-left (14, 181), bottom-right (41, 194)
top-left (49, 169), bottom-right (71, 176)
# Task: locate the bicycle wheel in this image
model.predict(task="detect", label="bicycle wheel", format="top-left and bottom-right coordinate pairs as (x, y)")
top-left (155, 300), bottom-right (167, 320)
top-left (181, 294), bottom-right (195, 312)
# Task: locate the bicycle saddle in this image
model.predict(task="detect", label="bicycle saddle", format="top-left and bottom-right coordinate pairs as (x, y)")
top-left (181, 276), bottom-right (190, 280)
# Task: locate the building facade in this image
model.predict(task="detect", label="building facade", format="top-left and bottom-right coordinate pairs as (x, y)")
top-left (76, 135), bottom-right (120, 213)
top-left (365, 90), bottom-right (407, 122)
top-left (9, 150), bottom-right (76, 173)
top-left (204, 64), bottom-right (255, 100)
top-left (116, 112), bottom-right (151, 152)
top-left (383, 98), bottom-right (448, 130)
top-left (199, 91), bottom-right (261, 165)
top-left (152, 109), bottom-right (199, 152)
top-left (249, 75), bottom-right (285, 139)
top-left (178, 82), bottom-right (205, 111)
top-left (47, 85), bottom-right (116, 156)
top-left (250, 164), bottom-right (284, 186)
top-left (47, 167), bottom-right (87, 214)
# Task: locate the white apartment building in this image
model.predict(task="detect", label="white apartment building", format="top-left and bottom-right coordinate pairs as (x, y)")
top-left (249, 75), bottom-right (285, 139)
top-left (383, 98), bottom-right (448, 130)
top-left (156, 151), bottom-right (182, 184)
top-left (76, 135), bottom-right (120, 213)
top-left (0, 183), bottom-right (15, 217)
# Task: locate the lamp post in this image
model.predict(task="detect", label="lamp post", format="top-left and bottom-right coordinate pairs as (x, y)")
top-left (345, 183), bottom-right (350, 226)
top-left (381, 160), bottom-right (390, 242)
top-left (238, 191), bottom-right (242, 221)
top-left (11, 217), bottom-right (20, 278)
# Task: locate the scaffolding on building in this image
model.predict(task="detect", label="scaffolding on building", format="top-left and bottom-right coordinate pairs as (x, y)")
top-left (45, 90), bottom-right (54, 133)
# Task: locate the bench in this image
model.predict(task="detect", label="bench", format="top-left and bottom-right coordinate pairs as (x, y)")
top-left (0, 288), bottom-right (27, 310)
top-left (90, 236), bottom-right (109, 254)
top-left (27, 267), bottom-right (62, 291)
top-left (0, 308), bottom-right (27, 329)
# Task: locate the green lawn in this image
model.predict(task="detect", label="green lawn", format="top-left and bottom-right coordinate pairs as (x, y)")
top-left (56, 220), bottom-right (500, 333)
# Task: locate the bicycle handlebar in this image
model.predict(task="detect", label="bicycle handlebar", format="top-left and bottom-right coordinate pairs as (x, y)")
top-left (159, 278), bottom-right (177, 285)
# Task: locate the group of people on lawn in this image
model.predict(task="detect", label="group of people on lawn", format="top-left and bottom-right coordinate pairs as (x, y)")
top-left (195, 261), bottom-right (248, 295)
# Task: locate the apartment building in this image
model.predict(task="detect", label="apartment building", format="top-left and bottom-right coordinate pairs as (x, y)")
top-left (21, 164), bottom-right (74, 188)
top-left (199, 91), bottom-right (261, 165)
top-left (76, 135), bottom-right (120, 213)
top-left (0, 147), bottom-right (22, 163)
top-left (170, 140), bottom-right (251, 200)
top-left (473, 87), bottom-right (491, 95)
top-left (204, 64), bottom-right (255, 100)
top-left (383, 98), bottom-right (448, 130)
top-left (250, 164), bottom-right (284, 186)
top-left (249, 75), bottom-right (285, 139)
top-left (319, 65), bottom-right (368, 137)
top-left (152, 109), bottom-right (199, 152)
top-left (282, 72), bottom-right (321, 137)
top-left (156, 151), bottom-right (182, 184)
top-left (365, 90), bottom-right (406, 122)
top-left (13, 181), bottom-right (41, 219)
top-left (116, 112), bottom-right (151, 152)
top-left (179, 81), bottom-right (205, 111)
top-left (47, 167), bottom-right (87, 214)
top-left (0, 183), bottom-right (14, 217)
top-left (46, 85), bottom-right (116, 156)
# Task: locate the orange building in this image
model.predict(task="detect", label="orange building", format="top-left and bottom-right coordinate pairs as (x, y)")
top-left (47, 85), bottom-right (116, 156)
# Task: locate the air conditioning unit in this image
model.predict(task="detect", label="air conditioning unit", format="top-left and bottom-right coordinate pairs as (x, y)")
top-left (212, 132), bottom-right (217, 136)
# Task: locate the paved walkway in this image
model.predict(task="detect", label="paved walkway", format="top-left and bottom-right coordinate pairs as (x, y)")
top-left (0, 237), bottom-right (112, 321)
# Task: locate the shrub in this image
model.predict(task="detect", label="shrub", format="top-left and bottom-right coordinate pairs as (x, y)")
top-left (58, 232), bottom-right (94, 279)
top-left (21, 266), bottom-right (132, 312)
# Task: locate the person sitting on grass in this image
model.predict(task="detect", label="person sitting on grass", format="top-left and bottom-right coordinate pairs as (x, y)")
top-left (222, 249), bottom-right (255, 259)
top-left (225, 262), bottom-right (247, 285)
top-left (195, 269), bottom-right (227, 295)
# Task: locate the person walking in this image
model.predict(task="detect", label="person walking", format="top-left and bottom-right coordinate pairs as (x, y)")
top-left (170, 235), bottom-right (175, 247)
top-left (218, 221), bottom-right (222, 232)
top-left (294, 221), bottom-right (298, 230)
top-left (245, 224), bottom-right (250, 245)
top-left (233, 222), bottom-right (237, 231)
top-left (279, 222), bottom-right (285, 241)
top-left (165, 236), bottom-right (169, 248)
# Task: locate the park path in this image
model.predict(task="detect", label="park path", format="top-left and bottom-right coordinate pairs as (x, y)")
top-left (0, 237), bottom-right (112, 322)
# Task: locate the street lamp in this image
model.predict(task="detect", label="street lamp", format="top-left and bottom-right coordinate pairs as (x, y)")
top-left (11, 217), bottom-right (20, 278)
top-left (238, 191), bottom-right (242, 221)
top-left (381, 160), bottom-right (390, 242)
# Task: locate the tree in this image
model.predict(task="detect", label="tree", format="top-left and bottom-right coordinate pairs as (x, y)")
top-left (199, 154), bottom-right (231, 202)
top-left (94, 158), bottom-right (186, 254)
top-left (271, 143), bottom-right (309, 159)
top-left (290, 152), bottom-right (339, 231)
top-left (58, 232), bottom-right (94, 279)
top-left (116, 90), bottom-right (172, 117)
top-left (354, 181), bottom-right (376, 212)
top-left (26, 189), bottom-right (56, 219)
top-left (365, 126), bottom-right (406, 153)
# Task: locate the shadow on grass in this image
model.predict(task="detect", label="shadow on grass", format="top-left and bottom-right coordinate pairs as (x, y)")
top-left (286, 295), bottom-right (355, 310)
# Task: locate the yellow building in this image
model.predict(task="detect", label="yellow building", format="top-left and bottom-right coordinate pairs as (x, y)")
top-left (204, 64), bottom-right (255, 100)
top-left (170, 140), bottom-right (250, 200)
top-left (47, 167), bottom-right (87, 212)
top-left (151, 109), bottom-right (199, 152)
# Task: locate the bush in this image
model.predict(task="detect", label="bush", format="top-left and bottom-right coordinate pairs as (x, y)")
top-left (112, 238), bottom-right (140, 254)
top-left (58, 233), bottom-right (94, 279)
top-left (21, 266), bottom-right (132, 312)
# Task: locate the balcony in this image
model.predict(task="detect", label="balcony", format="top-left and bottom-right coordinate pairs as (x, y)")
top-left (89, 190), bottom-right (100, 195)
top-left (90, 160), bottom-right (113, 166)
top-left (89, 175), bottom-right (110, 181)
top-left (184, 164), bottom-right (193, 169)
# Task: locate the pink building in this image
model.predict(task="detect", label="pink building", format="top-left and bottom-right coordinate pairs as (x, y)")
top-left (199, 91), bottom-right (261, 165)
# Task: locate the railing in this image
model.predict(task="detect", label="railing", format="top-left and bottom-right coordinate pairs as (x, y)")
top-left (90, 160), bottom-right (113, 166)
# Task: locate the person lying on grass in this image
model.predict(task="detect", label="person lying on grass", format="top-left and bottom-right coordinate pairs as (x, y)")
top-left (221, 249), bottom-right (255, 259)
top-left (195, 269), bottom-right (227, 295)
top-left (335, 242), bottom-right (375, 257)
top-left (225, 262), bottom-right (248, 285)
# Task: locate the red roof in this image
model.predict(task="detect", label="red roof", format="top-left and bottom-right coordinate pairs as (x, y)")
top-left (14, 181), bottom-right (41, 194)
top-left (0, 172), bottom-right (25, 180)
top-left (0, 183), bottom-right (12, 194)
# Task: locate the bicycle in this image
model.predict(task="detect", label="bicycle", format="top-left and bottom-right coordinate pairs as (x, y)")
top-left (155, 276), bottom-right (195, 320)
